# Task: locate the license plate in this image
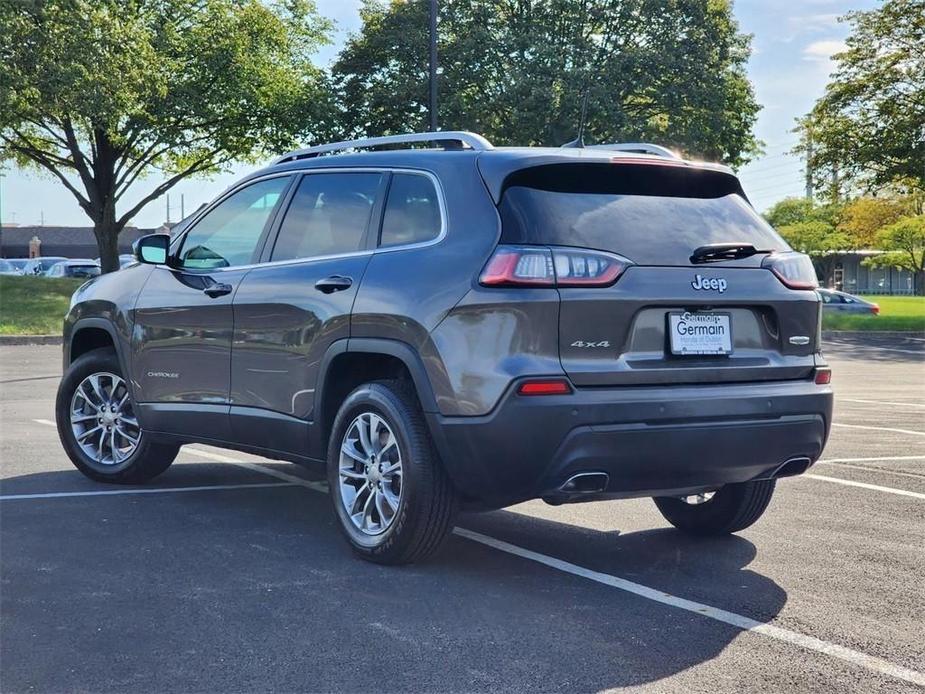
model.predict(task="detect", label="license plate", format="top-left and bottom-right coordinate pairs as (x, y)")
top-left (668, 311), bottom-right (733, 356)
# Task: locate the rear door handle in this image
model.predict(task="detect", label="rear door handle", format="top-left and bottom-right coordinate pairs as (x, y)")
top-left (203, 282), bottom-right (233, 298)
top-left (315, 275), bottom-right (353, 294)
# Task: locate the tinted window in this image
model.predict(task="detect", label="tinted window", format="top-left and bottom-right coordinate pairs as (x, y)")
top-left (380, 174), bottom-right (441, 248)
top-left (499, 164), bottom-right (788, 266)
top-left (271, 173), bottom-right (382, 261)
top-left (179, 177), bottom-right (290, 269)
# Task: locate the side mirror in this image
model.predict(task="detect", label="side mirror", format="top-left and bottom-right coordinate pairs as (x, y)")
top-left (135, 234), bottom-right (170, 265)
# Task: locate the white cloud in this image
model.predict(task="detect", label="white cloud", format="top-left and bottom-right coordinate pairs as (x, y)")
top-left (802, 39), bottom-right (847, 62)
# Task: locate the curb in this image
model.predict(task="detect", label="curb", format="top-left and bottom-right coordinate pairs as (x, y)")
top-left (822, 330), bottom-right (925, 339)
top-left (0, 335), bottom-right (62, 346)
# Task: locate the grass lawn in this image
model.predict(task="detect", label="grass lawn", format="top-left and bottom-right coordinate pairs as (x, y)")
top-left (0, 275), bottom-right (84, 335)
top-left (822, 295), bottom-right (925, 332)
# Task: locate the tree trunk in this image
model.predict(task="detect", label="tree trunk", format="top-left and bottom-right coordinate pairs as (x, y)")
top-left (94, 212), bottom-right (121, 274)
top-left (915, 269), bottom-right (924, 296)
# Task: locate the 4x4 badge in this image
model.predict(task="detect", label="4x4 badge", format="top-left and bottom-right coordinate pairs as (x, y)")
top-left (691, 274), bottom-right (727, 293)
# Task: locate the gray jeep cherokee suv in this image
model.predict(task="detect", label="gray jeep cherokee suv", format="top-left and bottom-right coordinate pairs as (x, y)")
top-left (55, 131), bottom-right (833, 564)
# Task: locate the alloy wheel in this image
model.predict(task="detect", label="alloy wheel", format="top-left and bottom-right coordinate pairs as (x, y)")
top-left (338, 411), bottom-right (403, 535)
top-left (69, 372), bottom-right (141, 465)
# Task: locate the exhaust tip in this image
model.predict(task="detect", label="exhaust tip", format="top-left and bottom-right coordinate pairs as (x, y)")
top-left (558, 472), bottom-right (610, 495)
top-left (773, 457), bottom-right (812, 478)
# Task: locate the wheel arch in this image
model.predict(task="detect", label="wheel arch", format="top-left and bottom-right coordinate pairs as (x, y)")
top-left (66, 319), bottom-right (131, 389)
top-left (313, 338), bottom-right (439, 457)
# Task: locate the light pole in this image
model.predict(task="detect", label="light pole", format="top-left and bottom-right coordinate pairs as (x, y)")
top-left (428, 0), bottom-right (438, 132)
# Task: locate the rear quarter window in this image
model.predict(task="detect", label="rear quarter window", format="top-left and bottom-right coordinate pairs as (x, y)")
top-left (379, 173), bottom-right (442, 248)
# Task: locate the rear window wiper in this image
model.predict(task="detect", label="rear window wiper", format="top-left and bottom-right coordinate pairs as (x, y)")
top-left (690, 243), bottom-right (773, 264)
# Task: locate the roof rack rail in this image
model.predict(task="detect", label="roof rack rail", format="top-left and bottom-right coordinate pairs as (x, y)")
top-left (586, 142), bottom-right (680, 159)
top-left (272, 131), bottom-right (494, 165)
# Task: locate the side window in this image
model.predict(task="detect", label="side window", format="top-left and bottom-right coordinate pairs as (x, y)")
top-left (178, 177), bottom-right (290, 269)
top-left (380, 173), bottom-right (442, 248)
top-left (271, 173), bottom-right (382, 262)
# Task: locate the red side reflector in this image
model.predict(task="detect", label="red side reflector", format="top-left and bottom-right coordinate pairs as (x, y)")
top-left (814, 368), bottom-right (832, 385)
top-left (517, 379), bottom-right (572, 396)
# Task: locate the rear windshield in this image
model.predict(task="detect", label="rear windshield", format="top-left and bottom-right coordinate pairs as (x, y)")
top-left (499, 164), bottom-right (788, 265)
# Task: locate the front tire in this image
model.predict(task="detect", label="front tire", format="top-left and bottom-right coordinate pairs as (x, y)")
top-left (327, 380), bottom-right (458, 565)
top-left (653, 479), bottom-right (776, 536)
top-left (56, 347), bottom-right (179, 484)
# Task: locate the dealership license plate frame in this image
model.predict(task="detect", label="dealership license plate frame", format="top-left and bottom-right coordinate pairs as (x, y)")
top-left (668, 311), bottom-right (733, 356)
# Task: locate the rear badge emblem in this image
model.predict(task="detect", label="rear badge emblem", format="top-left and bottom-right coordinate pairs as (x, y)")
top-left (691, 274), bottom-right (727, 293)
top-left (788, 336), bottom-right (811, 346)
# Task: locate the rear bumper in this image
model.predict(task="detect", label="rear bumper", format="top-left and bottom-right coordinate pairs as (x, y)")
top-left (426, 379), bottom-right (833, 508)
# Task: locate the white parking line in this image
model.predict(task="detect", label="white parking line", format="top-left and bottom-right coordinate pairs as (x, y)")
top-left (19, 423), bottom-right (925, 687)
top-left (453, 528), bottom-right (925, 688)
top-left (831, 422), bottom-right (925, 437)
top-left (33, 418), bottom-right (57, 427)
top-left (825, 342), bottom-right (925, 356)
top-left (840, 398), bottom-right (925, 409)
top-left (0, 481), bottom-right (295, 501)
top-left (182, 446), bottom-right (328, 493)
top-left (821, 455), bottom-right (925, 463)
top-left (817, 461), bottom-right (925, 481)
top-left (803, 474), bottom-right (925, 501)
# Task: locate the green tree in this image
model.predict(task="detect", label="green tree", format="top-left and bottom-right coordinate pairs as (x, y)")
top-left (838, 196), bottom-right (908, 248)
top-left (866, 216), bottom-right (925, 295)
top-left (763, 197), bottom-right (841, 230)
top-left (332, 0), bottom-right (761, 166)
top-left (777, 220), bottom-right (851, 286)
top-left (797, 0), bottom-right (925, 196)
top-left (0, 0), bottom-right (332, 272)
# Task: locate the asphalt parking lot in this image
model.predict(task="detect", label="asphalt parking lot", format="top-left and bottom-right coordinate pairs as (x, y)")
top-left (1, 337), bottom-right (923, 693)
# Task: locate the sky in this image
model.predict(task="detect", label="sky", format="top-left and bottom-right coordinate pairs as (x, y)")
top-left (0, 0), bottom-right (879, 229)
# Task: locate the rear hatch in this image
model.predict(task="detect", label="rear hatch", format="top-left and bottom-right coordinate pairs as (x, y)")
top-left (496, 161), bottom-right (821, 386)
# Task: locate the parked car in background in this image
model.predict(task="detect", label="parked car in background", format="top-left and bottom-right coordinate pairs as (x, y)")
top-left (22, 256), bottom-right (68, 276)
top-left (92, 255), bottom-right (138, 269)
top-left (0, 259), bottom-right (24, 275)
top-left (817, 288), bottom-right (879, 314)
top-left (4, 259), bottom-right (30, 274)
top-left (45, 259), bottom-right (101, 279)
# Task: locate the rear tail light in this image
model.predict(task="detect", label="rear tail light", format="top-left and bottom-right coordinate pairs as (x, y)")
top-left (871, 304), bottom-right (880, 315)
top-left (479, 246), bottom-right (555, 287)
top-left (762, 252), bottom-right (818, 290)
top-left (813, 368), bottom-right (832, 385)
top-left (517, 379), bottom-right (573, 396)
top-left (480, 245), bottom-right (631, 288)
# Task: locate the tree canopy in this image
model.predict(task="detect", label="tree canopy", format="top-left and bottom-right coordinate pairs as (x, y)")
top-left (797, 0), bottom-right (925, 197)
top-left (0, 0), bottom-right (332, 271)
top-left (332, 0), bottom-right (761, 166)
top-left (866, 215), bottom-right (925, 290)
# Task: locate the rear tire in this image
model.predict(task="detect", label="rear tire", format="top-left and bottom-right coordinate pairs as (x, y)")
top-left (56, 347), bottom-right (179, 484)
top-left (653, 479), bottom-right (776, 536)
top-left (327, 380), bottom-right (458, 565)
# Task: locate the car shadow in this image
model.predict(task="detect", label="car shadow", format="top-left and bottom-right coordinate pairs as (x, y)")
top-left (1, 466), bottom-right (788, 692)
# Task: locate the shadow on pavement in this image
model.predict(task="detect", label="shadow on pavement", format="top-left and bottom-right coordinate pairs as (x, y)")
top-left (1, 467), bottom-right (787, 692)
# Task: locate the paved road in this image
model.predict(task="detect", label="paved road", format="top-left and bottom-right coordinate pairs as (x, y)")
top-left (1, 338), bottom-right (923, 693)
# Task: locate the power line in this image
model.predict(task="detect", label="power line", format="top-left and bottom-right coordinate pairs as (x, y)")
top-left (746, 179), bottom-right (806, 196)
top-left (742, 170), bottom-right (805, 187)
top-left (740, 158), bottom-right (803, 175)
